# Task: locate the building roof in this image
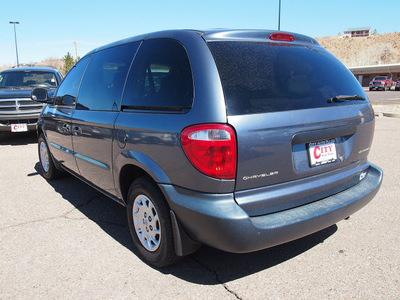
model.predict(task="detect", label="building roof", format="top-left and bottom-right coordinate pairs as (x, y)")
top-left (345, 27), bottom-right (371, 32)
top-left (349, 63), bottom-right (400, 75)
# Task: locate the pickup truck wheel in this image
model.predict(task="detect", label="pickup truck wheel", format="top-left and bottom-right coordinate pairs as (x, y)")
top-left (127, 177), bottom-right (178, 267)
top-left (38, 134), bottom-right (61, 180)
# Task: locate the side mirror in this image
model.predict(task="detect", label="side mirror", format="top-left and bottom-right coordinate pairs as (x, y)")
top-left (61, 95), bottom-right (75, 106)
top-left (31, 88), bottom-right (52, 103)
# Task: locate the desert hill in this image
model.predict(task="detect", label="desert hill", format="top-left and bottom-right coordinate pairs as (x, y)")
top-left (316, 32), bottom-right (400, 67)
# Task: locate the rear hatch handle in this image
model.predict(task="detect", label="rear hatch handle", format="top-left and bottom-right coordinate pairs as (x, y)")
top-left (292, 125), bottom-right (356, 145)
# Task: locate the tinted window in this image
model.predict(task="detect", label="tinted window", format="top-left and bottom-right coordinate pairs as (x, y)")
top-left (76, 42), bottom-right (139, 111)
top-left (208, 42), bottom-right (367, 115)
top-left (55, 56), bottom-right (90, 105)
top-left (122, 39), bottom-right (193, 111)
top-left (0, 71), bottom-right (59, 88)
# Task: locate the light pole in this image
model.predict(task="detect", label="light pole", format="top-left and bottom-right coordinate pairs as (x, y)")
top-left (278, 0), bottom-right (281, 31)
top-left (9, 21), bottom-right (20, 67)
top-left (74, 41), bottom-right (79, 61)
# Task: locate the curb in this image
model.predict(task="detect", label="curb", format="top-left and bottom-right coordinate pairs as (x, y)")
top-left (382, 112), bottom-right (400, 118)
top-left (375, 112), bottom-right (400, 118)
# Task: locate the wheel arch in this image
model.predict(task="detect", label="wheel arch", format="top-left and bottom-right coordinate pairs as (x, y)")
top-left (36, 118), bottom-right (47, 140)
top-left (116, 151), bottom-right (171, 205)
top-left (36, 123), bottom-right (44, 139)
top-left (119, 164), bottom-right (154, 205)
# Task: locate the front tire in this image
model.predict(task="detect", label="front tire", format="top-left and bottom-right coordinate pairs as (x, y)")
top-left (127, 177), bottom-right (178, 267)
top-left (38, 133), bottom-right (62, 180)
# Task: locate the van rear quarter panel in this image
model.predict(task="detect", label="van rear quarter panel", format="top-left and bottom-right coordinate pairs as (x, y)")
top-left (113, 31), bottom-right (235, 196)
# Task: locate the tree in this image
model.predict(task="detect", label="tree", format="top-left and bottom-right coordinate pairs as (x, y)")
top-left (62, 52), bottom-right (75, 75)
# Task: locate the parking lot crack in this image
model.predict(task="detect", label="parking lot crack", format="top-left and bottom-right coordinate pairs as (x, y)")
top-left (0, 215), bottom-right (65, 231)
top-left (191, 257), bottom-right (242, 300)
top-left (0, 194), bottom-right (102, 231)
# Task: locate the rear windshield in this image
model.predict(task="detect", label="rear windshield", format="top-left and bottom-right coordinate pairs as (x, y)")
top-left (207, 42), bottom-right (366, 115)
top-left (0, 71), bottom-right (58, 88)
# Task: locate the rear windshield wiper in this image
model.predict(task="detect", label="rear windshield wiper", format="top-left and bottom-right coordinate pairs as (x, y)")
top-left (327, 95), bottom-right (366, 103)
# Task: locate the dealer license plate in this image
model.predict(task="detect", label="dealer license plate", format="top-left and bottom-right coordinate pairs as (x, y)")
top-left (308, 139), bottom-right (337, 167)
top-left (11, 124), bottom-right (28, 132)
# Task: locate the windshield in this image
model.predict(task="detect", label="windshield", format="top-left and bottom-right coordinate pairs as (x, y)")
top-left (208, 41), bottom-right (367, 115)
top-left (0, 71), bottom-right (58, 88)
top-left (373, 77), bottom-right (387, 80)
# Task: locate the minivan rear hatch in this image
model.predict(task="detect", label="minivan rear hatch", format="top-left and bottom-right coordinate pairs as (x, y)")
top-left (208, 38), bottom-right (375, 216)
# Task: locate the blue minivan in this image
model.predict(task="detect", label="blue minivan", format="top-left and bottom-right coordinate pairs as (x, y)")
top-left (33, 29), bottom-right (383, 267)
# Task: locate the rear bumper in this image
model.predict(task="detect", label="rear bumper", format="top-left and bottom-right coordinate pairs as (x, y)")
top-left (161, 162), bottom-right (383, 253)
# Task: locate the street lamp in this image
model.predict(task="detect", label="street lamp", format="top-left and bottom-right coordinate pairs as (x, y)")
top-left (278, 0), bottom-right (281, 31)
top-left (9, 21), bottom-right (20, 67)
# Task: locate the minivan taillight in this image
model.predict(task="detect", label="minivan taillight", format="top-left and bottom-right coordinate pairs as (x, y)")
top-left (181, 124), bottom-right (237, 179)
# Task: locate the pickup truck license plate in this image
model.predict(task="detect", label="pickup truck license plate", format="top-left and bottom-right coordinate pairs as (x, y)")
top-left (11, 124), bottom-right (28, 132)
top-left (308, 139), bottom-right (337, 167)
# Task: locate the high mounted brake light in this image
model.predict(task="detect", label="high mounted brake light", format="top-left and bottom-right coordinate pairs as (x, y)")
top-left (269, 32), bottom-right (295, 42)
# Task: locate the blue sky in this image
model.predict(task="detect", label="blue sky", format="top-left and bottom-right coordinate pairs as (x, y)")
top-left (1, 0), bottom-right (399, 66)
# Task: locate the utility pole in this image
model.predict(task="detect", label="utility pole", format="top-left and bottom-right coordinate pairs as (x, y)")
top-left (74, 41), bottom-right (79, 62)
top-left (9, 21), bottom-right (20, 67)
top-left (278, 0), bottom-right (281, 30)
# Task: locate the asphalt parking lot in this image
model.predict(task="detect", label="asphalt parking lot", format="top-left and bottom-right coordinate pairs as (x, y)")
top-left (367, 88), bottom-right (400, 106)
top-left (0, 116), bottom-right (399, 299)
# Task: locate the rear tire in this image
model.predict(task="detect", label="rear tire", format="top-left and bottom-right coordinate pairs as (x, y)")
top-left (38, 133), bottom-right (62, 180)
top-left (127, 177), bottom-right (178, 267)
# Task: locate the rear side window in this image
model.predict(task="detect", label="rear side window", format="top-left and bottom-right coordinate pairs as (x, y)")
top-left (208, 42), bottom-right (367, 115)
top-left (122, 39), bottom-right (193, 111)
top-left (76, 42), bottom-right (139, 111)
